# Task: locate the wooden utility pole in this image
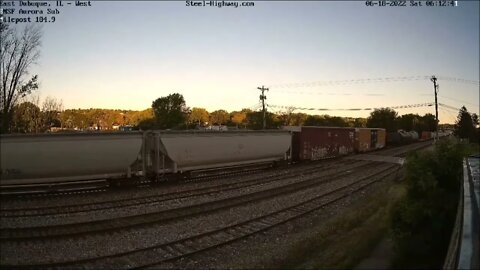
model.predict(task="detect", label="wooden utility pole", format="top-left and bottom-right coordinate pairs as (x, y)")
top-left (431, 76), bottom-right (439, 142)
top-left (258, 85), bottom-right (269, 129)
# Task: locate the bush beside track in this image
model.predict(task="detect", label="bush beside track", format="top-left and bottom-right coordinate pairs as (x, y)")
top-left (389, 138), bottom-right (478, 269)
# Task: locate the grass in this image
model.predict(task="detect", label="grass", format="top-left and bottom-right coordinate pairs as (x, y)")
top-left (271, 181), bottom-right (406, 270)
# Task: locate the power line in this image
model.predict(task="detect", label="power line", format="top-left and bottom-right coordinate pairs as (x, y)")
top-left (271, 89), bottom-right (386, 96)
top-left (439, 103), bottom-right (463, 111)
top-left (438, 95), bottom-right (480, 108)
top-left (436, 76), bottom-right (480, 86)
top-left (267, 75), bottom-right (431, 89)
top-left (268, 102), bottom-right (434, 112)
top-left (439, 107), bottom-right (458, 124)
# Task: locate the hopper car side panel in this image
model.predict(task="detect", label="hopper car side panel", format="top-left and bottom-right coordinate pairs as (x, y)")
top-left (150, 131), bottom-right (292, 174)
top-left (0, 133), bottom-right (143, 186)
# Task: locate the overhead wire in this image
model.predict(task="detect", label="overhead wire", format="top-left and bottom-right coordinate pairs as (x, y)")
top-left (439, 107), bottom-right (458, 124)
top-left (435, 76), bottom-right (480, 86)
top-left (267, 75), bottom-right (431, 89)
top-left (268, 102), bottom-right (434, 112)
top-left (438, 95), bottom-right (479, 108)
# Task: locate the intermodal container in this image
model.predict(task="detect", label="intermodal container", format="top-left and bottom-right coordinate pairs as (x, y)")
top-left (287, 126), bottom-right (355, 161)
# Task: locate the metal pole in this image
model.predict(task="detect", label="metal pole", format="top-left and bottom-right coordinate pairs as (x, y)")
top-left (431, 76), bottom-right (439, 142)
top-left (257, 85), bottom-right (269, 129)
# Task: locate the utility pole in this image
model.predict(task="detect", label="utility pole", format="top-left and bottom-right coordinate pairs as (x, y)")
top-left (431, 76), bottom-right (439, 142)
top-left (257, 85), bottom-right (269, 129)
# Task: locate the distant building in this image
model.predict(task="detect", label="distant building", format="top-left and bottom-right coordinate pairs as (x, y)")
top-left (119, 125), bottom-right (133, 131)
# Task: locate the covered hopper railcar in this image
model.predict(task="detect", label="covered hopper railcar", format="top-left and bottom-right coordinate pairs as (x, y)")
top-left (0, 130), bottom-right (292, 188)
top-left (0, 132), bottom-right (144, 187)
top-left (386, 130), bottom-right (420, 145)
top-left (145, 130), bottom-right (292, 179)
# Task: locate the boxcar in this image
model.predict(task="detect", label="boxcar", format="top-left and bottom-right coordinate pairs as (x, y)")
top-left (421, 131), bottom-right (432, 141)
top-left (355, 128), bottom-right (371, 152)
top-left (354, 128), bottom-right (386, 152)
top-left (285, 126), bottom-right (355, 161)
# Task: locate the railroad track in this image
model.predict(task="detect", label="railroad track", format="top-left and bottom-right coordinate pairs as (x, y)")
top-left (1, 160), bottom-right (380, 240)
top-left (1, 163), bottom-right (400, 269)
top-left (0, 140), bottom-right (431, 198)
top-left (378, 140), bottom-right (433, 157)
top-left (0, 159), bottom-right (359, 217)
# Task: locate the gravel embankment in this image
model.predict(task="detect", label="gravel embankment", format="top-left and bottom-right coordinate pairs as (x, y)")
top-left (1, 161), bottom-right (370, 228)
top-left (0, 159), bottom-right (351, 211)
top-left (151, 172), bottom-right (400, 269)
top-left (0, 163), bottom-right (394, 266)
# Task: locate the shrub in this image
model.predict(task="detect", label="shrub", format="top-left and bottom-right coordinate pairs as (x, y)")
top-left (390, 139), bottom-right (464, 269)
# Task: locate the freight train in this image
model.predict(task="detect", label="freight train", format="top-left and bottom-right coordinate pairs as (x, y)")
top-left (0, 126), bottom-right (441, 190)
top-left (0, 131), bottom-right (291, 188)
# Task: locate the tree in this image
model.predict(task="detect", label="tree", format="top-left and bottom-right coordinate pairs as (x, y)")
top-left (325, 116), bottom-right (348, 127)
top-left (189, 107), bottom-right (209, 126)
top-left (396, 113), bottom-right (420, 132)
top-left (472, 113), bottom-right (479, 128)
top-left (1, 23), bottom-right (42, 133)
top-left (454, 106), bottom-right (477, 141)
top-left (151, 93), bottom-right (188, 129)
top-left (353, 118), bottom-right (367, 128)
top-left (390, 140), bottom-right (464, 268)
top-left (367, 108), bottom-right (398, 132)
top-left (136, 118), bottom-right (155, 130)
top-left (209, 109), bottom-right (229, 125)
top-left (290, 113), bottom-right (308, 126)
top-left (230, 110), bottom-right (247, 128)
top-left (11, 101), bottom-right (42, 133)
top-left (276, 107), bottom-right (296, 126)
top-left (41, 96), bottom-right (63, 130)
top-left (246, 111), bottom-right (279, 130)
top-left (420, 113), bottom-right (436, 132)
top-left (304, 115), bottom-right (324, 126)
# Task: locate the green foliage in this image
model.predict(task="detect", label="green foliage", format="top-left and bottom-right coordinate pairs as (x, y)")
top-left (421, 113), bottom-right (437, 132)
top-left (136, 118), bottom-right (156, 130)
top-left (352, 117), bottom-right (367, 128)
top-left (390, 139), bottom-right (465, 269)
top-left (304, 115), bottom-right (348, 127)
top-left (367, 108), bottom-right (398, 132)
top-left (245, 111), bottom-right (280, 130)
top-left (11, 102), bottom-right (42, 133)
top-left (189, 107), bottom-right (209, 126)
top-left (396, 113), bottom-right (419, 132)
top-left (396, 113), bottom-right (437, 134)
top-left (209, 109), bottom-right (229, 125)
top-left (229, 110), bottom-right (247, 127)
top-left (1, 23), bottom-right (42, 133)
top-left (151, 93), bottom-right (189, 129)
top-left (454, 106), bottom-right (478, 142)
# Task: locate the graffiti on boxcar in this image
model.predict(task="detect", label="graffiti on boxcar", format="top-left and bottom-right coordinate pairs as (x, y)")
top-left (311, 146), bottom-right (328, 160)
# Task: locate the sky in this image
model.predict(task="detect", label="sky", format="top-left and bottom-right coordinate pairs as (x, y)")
top-left (8, 0), bottom-right (480, 124)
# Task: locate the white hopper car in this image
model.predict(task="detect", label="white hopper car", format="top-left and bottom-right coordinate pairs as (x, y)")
top-left (0, 131), bottom-right (291, 188)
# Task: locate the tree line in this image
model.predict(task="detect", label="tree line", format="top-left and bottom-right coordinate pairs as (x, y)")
top-left (4, 92), bottom-right (479, 137)
top-left (1, 23), bottom-right (477, 137)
